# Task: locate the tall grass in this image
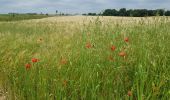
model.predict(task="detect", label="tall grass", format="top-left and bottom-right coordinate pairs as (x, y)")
top-left (0, 16), bottom-right (170, 100)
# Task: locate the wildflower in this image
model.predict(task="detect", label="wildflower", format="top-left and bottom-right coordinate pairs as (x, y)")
top-left (86, 42), bottom-right (92, 48)
top-left (127, 90), bottom-right (132, 96)
top-left (25, 63), bottom-right (31, 69)
top-left (111, 45), bottom-right (116, 51)
top-left (124, 37), bottom-right (129, 42)
top-left (119, 51), bottom-right (126, 57)
top-left (32, 58), bottom-right (39, 63)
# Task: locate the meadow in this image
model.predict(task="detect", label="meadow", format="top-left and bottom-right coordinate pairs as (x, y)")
top-left (0, 16), bottom-right (170, 100)
top-left (0, 14), bottom-right (49, 22)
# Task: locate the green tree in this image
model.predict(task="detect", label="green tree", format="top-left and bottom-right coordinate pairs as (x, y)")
top-left (119, 8), bottom-right (127, 16)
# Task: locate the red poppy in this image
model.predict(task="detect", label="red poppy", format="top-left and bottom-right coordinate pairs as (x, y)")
top-left (111, 45), bottom-right (116, 51)
top-left (128, 90), bottom-right (132, 96)
top-left (119, 51), bottom-right (126, 57)
top-left (86, 43), bottom-right (92, 48)
top-left (32, 58), bottom-right (39, 63)
top-left (25, 63), bottom-right (31, 69)
top-left (124, 37), bottom-right (129, 42)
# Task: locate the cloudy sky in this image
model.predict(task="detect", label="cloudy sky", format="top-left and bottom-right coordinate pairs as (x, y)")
top-left (0, 0), bottom-right (170, 14)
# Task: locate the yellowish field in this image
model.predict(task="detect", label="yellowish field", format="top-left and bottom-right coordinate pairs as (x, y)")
top-left (29, 16), bottom-right (170, 23)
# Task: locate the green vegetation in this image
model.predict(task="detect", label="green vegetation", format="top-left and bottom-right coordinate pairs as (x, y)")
top-left (84, 8), bottom-right (170, 17)
top-left (0, 14), bottom-right (49, 21)
top-left (0, 16), bottom-right (170, 100)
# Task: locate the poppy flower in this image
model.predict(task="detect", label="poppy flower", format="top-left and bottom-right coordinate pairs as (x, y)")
top-left (119, 51), bottom-right (126, 57)
top-left (25, 63), bottom-right (31, 69)
top-left (32, 58), bottom-right (39, 63)
top-left (124, 37), bottom-right (129, 42)
top-left (86, 42), bottom-right (92, 48)
top-left (127, 90), bottom-right (132, 96)
top-left (111, 45), bottom-right (116, 51)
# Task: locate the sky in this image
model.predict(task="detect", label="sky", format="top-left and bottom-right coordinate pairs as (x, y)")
top-left (0, 0), bottom-right (170, 14)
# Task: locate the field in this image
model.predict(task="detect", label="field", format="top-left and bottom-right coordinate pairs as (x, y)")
top-left (0, 14), bottom-right (49, 22)
top-left (0, 16), bottom-right (170, 100)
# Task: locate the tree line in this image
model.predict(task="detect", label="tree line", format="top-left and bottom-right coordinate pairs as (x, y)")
top-left (83, 8), bottom-right (170, 17)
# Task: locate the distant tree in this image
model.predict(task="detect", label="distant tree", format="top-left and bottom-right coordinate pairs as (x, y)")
top-left (147, 10), bottom-right (155, 16)
top-left (140, 9), bottom-right (148, 17)
top-left (126, 9), bottom-right (133, 16)
top-left (131, 9), bottom-right (139, 17)
top-left (131, 9), bottom-right (148, 17)
top-left (112, 9), bottom-right (118, 16)
top-left (165, 10), bottom-right (170, 16)
top-left (88, 13), bottom-right (91, 16)
top-left (100, 8), bottom-right (167, 17)
top-left (156, 9), bottom-right (165, 16)
top-left (82, 13), bottom-right (87, 16)
top-left (119, 8), bottom-right (127, 16)
top-left (103, 9), bottom-right (115, 16)
top-left (88, 13), bottom-right (97, 16)
top-left (93, 13), bottom-right (97, 16)
top-left (56, 10), bottom-right (58, 14)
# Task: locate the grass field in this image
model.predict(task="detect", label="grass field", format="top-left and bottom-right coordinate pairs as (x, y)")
top-left (0, 16), bottom-right (170, 100)
top-left (0, 14), bottom-right (49, 22)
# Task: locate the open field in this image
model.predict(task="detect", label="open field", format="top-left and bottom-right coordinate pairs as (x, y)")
top-left (0, 14), bottom-right (49, 22)
top-left (0, 16), bottom-right (170, 100)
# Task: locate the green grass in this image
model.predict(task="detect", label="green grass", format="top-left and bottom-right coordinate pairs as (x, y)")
top-left (0, 16), bottom-right (170, 100)
top-left (0, 14), bottom-right (49, 21)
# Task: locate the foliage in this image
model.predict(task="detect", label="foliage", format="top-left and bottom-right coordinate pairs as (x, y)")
top-left (84, 8), bottom-right (170, 17)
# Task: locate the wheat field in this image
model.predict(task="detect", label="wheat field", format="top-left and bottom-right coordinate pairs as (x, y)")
top-left (0, 16), bottom-right (170, 100)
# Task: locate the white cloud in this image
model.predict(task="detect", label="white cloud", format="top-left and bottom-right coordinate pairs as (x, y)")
top-left (0, 0), bottom-right (170, 14)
